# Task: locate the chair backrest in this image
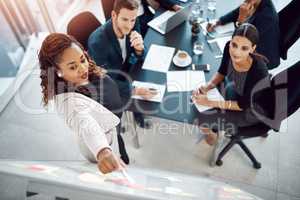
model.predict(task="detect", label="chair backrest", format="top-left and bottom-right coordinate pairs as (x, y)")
top-left (244, 61), bottom-right (300, 134)
top-left (67, 11), bottom-right (101, 50)
top-left (101, 0), bottom-right (115, 21)
top-left (271, 60), bottom-right (300, 118)
top-left (278, 0), bottom-right (300, 59)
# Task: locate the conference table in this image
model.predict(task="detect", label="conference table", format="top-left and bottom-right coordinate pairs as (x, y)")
top-left (126, 0), bottom-right (232, 147)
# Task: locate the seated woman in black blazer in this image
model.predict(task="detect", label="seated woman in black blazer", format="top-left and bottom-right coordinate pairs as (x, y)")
top-left (207, 0), bottom-right (280, 69)
top-left (193, 23), bottom-right (276, 166)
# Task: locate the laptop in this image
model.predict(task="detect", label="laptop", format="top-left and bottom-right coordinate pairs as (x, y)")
top-left (148, 4), bottom-right (191, 35)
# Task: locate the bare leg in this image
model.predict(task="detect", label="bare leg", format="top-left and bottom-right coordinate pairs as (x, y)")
top-left (199, 127), bottom-right (218, 146)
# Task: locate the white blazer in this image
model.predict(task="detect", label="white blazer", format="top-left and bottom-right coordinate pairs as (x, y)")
top-left (55, 92), bottom-right (120, 163)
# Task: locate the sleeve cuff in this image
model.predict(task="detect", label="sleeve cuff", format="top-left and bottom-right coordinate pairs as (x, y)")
top-left (95, 146), bottom-right (112, 161)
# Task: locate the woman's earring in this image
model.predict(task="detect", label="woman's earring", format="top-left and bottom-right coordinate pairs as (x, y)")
top-left (57, 71), bottom-right (63, 77)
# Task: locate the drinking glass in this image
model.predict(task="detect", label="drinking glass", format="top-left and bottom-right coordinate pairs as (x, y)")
top-left (193, 40), bottom-right (204, 55)
top-left (207, 0), bottom-right (217, 11)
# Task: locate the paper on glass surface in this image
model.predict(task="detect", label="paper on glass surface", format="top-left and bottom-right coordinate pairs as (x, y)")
top-left (131, 81), bottom-right (166, 102)
top-left (200, 21), bottom-right (234, 37)
top-left (193, 88), bottom-right (224, 112)
top-left (215, 22), bottom-right (235, 34)
top-left (142, 44), bottom-right (175, 73)
top-left (79, 173), bottom-right (105, 184)
top-left (215, 36), bottom-right (232, 53)
top-left (167, 71), bottom-right (206, 92)
top-left (2, 161), bottom-right (263, 199)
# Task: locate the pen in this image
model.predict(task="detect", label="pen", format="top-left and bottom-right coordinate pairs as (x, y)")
top-left (121, 169), bottom-right (135, 183)
top-left (148, 88), bottom-right (157, 92)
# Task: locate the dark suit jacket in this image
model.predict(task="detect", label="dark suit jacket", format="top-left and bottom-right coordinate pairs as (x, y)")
top-left (87, 20), bottom-right (145, 98)
top-left (219, 0), bottom-right (280, 69)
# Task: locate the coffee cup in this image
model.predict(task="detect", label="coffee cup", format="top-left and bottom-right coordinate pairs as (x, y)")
top-left (176, 50), bottom-right (189, 66)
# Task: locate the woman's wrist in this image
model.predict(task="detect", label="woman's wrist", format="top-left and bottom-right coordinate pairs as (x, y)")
top-left (132, 86), bottom-right (138, 95)
top-left (97, 147), bottom-right (111, 160)
top-left (207, 82), bottom-right (215, 90)
top-left (237, 16), bottom-right (246, 24)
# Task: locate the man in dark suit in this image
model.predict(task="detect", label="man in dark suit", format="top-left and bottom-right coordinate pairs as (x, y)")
top-left (88, 0), bottom-right (156, 124)
top-left (88, 0), bottom-right (157, 164)
top-left (207, 0), bottom-right (280, 69)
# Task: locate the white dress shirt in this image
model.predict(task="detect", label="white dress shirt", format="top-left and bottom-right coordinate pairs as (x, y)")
top-left (55, 92), bottom-right (120, 163)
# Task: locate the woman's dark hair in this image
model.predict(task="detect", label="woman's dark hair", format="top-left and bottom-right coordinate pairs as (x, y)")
top-left (232, 23), bottom-right (269, 63)
top-left (38, 33), bottom-right (106, 107)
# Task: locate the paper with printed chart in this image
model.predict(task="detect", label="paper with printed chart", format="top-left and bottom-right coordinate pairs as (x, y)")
top-left (167, 71), bottom-right (206, 92)
top-left (142, 44), bottom-right (175, 73)
top-left (193, 88), bottom-right (224, 112)
top-left (131, 81), bottom-right (166, 102)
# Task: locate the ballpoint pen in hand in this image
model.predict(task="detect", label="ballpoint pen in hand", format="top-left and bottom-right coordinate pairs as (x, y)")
top-left (148, 88), bottom-right (157, 92)
top-left (121, 168), bottom-right (135, 183)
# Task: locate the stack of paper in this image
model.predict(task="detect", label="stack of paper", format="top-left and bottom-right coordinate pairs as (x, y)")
top-left (131, 81), bottom-right (166, 102)
top-left (193, 88), bottom-right (224, 112)
top-left (142, 44), bottom-right (175, 73)
top-left (167, 71), bottom-right (206, 92)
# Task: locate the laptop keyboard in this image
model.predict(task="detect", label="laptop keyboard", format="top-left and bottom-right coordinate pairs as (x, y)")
top-left (149, 10), bottom-right (175, 28)
top-left (158, 21), bottom-right (167, 30)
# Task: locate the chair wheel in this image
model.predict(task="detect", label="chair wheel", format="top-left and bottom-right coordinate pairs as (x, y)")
top-left (216, 160), bottom-right (223, 166)
top-left (253, 162), bottom-right (261, 169)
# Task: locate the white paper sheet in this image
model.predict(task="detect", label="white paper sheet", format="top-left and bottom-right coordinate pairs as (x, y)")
top-left (200, 21), bottom-right (234, 38)
top-left (131, 81), bottom-right (166, 102)
top-left (142, 44), bottom-right (175, 73)
top-left (215, 36), bottom-right (232, 53)
top-left (167, 71), bottom-right (206, 92)
top-left (193, 88), bottom-right (224, 112)
top-left (215, 22), bottom-right (235, 34)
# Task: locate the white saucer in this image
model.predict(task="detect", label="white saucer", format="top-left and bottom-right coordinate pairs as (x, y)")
top-left (173, 55), bottom-right (192, 67)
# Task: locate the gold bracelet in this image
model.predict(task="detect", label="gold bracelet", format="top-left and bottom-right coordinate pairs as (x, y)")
top-left (228, 101), bottom-right (232, 109)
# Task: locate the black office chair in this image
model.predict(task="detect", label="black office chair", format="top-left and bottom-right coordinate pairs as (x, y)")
top-left (67, 11), bottom-right (101, 50)
top-left (215, 61), bottom-right (300, 169)
top-left (101, 0), bottom-right (115, 21)
top-left (278, 0), bottom-right (300, 60)
top-left (215, 123), bottom-right (270, 169)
